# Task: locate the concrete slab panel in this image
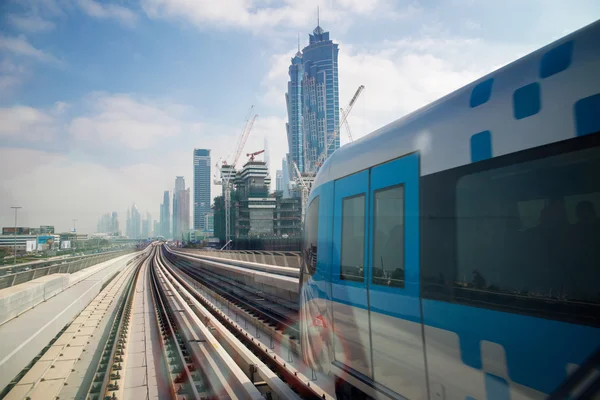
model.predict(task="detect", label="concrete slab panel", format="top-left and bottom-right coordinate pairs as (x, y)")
top-left (69, 336), bottom-right (90, 346)
top-left (124, 366), bottom-right (148, 388)
top-left (60, 345), bottom-right (84, 361)
top-left (19, 360), bottom-right (52, 384)
top-left (40, 346), bottom-right (63, 361)
top-left (128, 340), bottom-right (146, 354)
top-left (126, 351), bottom-right (146, 368)
top-left (44, 359), bottom-right (76, 380)
top-left (78, 327), bottom-right (95, 336)
top-left (27, 377), bottom-right (65, 400)
top-left (123, 385), bottom-right (148, 400)
top-left (3, 383), bottom-right (33, 400)
top-left (53, 335), bottom-right (72, 346)
top-left (65, 323), bottom-right (83, 333)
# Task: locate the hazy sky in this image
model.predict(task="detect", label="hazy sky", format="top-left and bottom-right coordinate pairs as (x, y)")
top-left (1, 0), bottom-right (599, 234)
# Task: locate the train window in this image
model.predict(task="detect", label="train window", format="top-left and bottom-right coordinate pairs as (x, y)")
top-left (340, 194), bottom-right (366, 282)
top-left (372, 185), bottom-right (405, 288)
top-left (421, 134), bottom-right (600, 326)
top-left (303, 196), bottom-right (319, 276)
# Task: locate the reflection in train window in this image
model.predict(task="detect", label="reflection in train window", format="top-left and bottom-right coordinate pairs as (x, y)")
top-left (303, 196), bottom-right (319, 276)
top-left (340, 194), bottom-right (366, 282)
top-left (455, 145), bottom-right (600, 305)
top-left (421, 134), bottom-right (600, 326)
top-left (372, 185), bottom-right (405, 288)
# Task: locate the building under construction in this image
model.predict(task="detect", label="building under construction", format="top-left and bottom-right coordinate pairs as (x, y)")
top-left (213, 159), bottom-right (302, 244)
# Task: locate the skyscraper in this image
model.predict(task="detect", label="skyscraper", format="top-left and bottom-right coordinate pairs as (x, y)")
top-left (160, 191), bottom-right (170, 238)
top-left (193, 149), bottom-right (211, 231)
top-left (286, 43), bottom-right (304, 174)
top-left (129, 204), bottom-right (141, 239)
top-left (275, 170), bottom-right (283, 192)
top-left (173, 177), bottom-right (190, 241)
top-left (175, 176), bottom-right (185, 193)
top-left (141, 212), bottom-right (151, 238)
top-left (111, 211), bottom-right (119, 235)
top-left (302, 23), bottom-right (339, 173)
top-left (141, 218), bottom-right (149, 238)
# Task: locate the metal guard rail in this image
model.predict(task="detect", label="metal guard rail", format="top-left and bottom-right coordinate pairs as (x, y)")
top-left (0, 250), bottom-right (132, 290)
top-left (167, 247), bottom-right (300, 279)
top-left (176, 248), bottom-right (301, 268)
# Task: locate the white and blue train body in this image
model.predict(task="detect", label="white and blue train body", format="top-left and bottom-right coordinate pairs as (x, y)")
top-left (299, 20), bottom-right (600, 400)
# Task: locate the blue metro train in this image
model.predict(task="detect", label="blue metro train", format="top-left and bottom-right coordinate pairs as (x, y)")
top-left (299, 20), bottom-right (600, 400)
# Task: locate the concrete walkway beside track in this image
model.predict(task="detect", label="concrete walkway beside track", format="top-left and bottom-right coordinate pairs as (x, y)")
top-left (0, 252), bottom-right (139, 392)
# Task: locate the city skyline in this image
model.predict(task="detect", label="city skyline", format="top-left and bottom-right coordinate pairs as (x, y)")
top-left (1, 1), bottom-right (598, 233)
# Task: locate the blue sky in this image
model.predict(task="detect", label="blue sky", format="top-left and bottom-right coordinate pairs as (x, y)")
top-left (1, 0), bottom-right (599, 233)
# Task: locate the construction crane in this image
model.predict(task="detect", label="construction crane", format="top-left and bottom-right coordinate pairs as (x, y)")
top-left (311, 84), bottom-right (364, 173)
top-left (246, 149), bottom-right (264, 162)
top-left (233, 114), bottom-right (257, 168)
top-left (224, 106), bottom-right (254, 166)
top-left (341, 107), bottom-right (353, 142)
top-left (291, 161), bottom-right (309, 222)
top-left (214, 107), bottom-right (258, 249)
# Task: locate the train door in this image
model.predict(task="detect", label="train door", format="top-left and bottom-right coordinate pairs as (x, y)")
top-left (366, 153), bottom-right (428, 399)
top-left (331, 169), bottom-right (373, 379)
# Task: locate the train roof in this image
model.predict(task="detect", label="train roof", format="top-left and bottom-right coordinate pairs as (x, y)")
top-left (312, 19), bottom-right (600, 191)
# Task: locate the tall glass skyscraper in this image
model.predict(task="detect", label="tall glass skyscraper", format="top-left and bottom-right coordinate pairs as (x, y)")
top-left (173, 176), bottom-right (189, 240)
top-left (302, 24), bottom-right (339, 173)
top-left (160, 190), bottom-right (170, 238)
top-left (193, 149), bottom-right (211, 231)
top-left (285, 24), bottom-right (339, 177)
top-left (286, 47), bottom-right (304, 174)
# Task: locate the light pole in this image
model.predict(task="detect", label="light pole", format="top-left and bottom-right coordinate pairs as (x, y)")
top-left (11, 206), bottom-right (22, 264)
top-left (72, 219), bottom-right (77, 250)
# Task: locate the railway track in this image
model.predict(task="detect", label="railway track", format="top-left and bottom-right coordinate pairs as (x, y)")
top-left (89, 245), bottom-right (209, 400)
top-left (158, 245), bottom-right (334, 400)
top-left (163, 249), bottom-right (300, 342)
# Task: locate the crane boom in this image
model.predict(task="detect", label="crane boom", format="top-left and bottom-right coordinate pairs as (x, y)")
top-left (292, 161), bottom-right (306, 187)
top-left (225, 106), bottom-right (253, 165)
top-left (348, 85), bottom-right (365, 109)
top-left (313, 85), bottom-right (365, 172)
top-left (233, 114), bottom-right (258, 168)
top-left (246, 149), bottom-right (265, 162)
top-left (341, 107), bottom-right (353, 142)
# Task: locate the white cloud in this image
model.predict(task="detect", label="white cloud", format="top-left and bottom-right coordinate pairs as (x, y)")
top-left (0, 105), bottom-right (57, 141)
top-left (69, 93), bottom-right (201, 150)
top-left (0, 35), bottom-right (62, 65)
top-left (0, 58), bottom-right (28, 92)
top-left (6, 14), bottom-right (56, 33)
top-left (141, 0), bottom-right (394, 32)
top-left (54, 101), bottom-right (70, 114)
top-left (337, 38), bottom-right (533, 142)
top-left (0, 148), bottom-right (163, 234)
top-left (76, 0), bottom-right (138, 26)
